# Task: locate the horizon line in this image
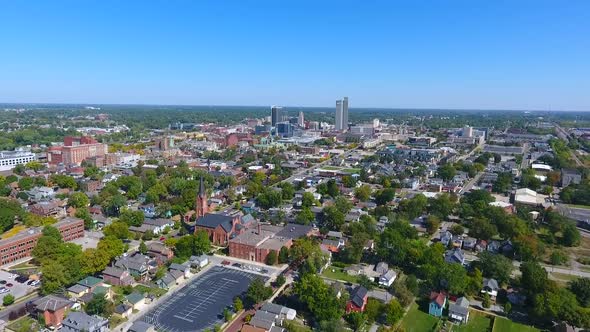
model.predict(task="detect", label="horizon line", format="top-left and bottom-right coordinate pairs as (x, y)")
top-left (0, 101), bottom-right (588, 113)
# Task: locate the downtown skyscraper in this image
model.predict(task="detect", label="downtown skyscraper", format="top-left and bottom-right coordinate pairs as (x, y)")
top-left (335, 97), bottom-right (349, 131)
top-left (271, 105), bottom-right (283, 127)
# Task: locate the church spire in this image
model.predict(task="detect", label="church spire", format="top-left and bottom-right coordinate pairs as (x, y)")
top-left (196, 176), bottom-right (208, 218)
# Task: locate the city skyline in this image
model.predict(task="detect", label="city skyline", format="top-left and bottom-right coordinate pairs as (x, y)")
top-left (1, 1), bottom-right (589, 110)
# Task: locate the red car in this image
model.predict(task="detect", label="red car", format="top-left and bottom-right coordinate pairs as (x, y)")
top-left (221, 260), bottom-right (231, 265)
top-left (160, 237), bottom-right (166, 241)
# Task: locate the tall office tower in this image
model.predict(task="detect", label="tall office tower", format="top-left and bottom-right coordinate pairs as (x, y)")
top-left (335, 97), bottom-right (349, 131)
top-left (298, 111), bottom-right (305, 127)
top-left (463, 125), bottom-right (473, 138)
top-left (335, 100), bottom-right (343, 130)
top-left (342, 97), bottom-right (349, 131)
top-left (271, 106), bottom-right (283, 127)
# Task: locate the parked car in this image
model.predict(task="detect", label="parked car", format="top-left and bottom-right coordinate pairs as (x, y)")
top-left (232, 263), bottom-right (241, 268)
top-left (221, 260), bottom-right (231, 266)
top-left (6, 283), bottom-right (13, 287)
top-left (30, 280), bottom-right (40, 287)
top-left (0, 280), bottom-right (6, 285)
top-left (0, 288), bottom-right (9, 294)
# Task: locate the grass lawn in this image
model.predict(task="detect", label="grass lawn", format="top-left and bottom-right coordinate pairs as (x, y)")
top-left (321, 267), bottom-right (359, 283)
top-left (7, 316), bottom-right (40, 332)
top-left (342, 168), bottom-right (361, 174)
top-left (492, 317), bottom-right (540, 332)
top-left (134, 284), bottom-right (167, 297)
top-left (320, 166), bottom-right (341, 170)
top-left (401, 303), bottom-right (439, 332)
top-left (453, 311), bottom-right (493, 332)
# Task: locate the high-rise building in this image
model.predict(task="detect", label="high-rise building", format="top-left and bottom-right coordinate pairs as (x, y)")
top-left (335, 97), bottom-right (349, 131)
top-left (462, 125), bottom-right (473, 138)
top-left (298, 111), bottom-right (305, 127)
top-left (271, 106), bottom-right (283, 127)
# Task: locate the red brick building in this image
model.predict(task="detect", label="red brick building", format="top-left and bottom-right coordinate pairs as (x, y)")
top-left (346, 286), bottom-right (368, 313)
top-left (194, 213), bottom-right (241, 246)
top-left (229, 223), bottom-right (314, 263)
top-left (32, 295), bottom-right (72, 328)
top-left (0, 217), bottom-right (84, 265)
top-left (47, 136), bottom-right (108, 165)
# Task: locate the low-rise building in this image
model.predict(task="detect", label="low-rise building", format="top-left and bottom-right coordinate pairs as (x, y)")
top-left (32, 295), bottom-right (72, 329)
top-left (61, 311), bottom-right (108, 332)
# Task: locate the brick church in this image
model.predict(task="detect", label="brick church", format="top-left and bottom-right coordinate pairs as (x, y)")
top-left (193, 177), bottom-right (244, 246)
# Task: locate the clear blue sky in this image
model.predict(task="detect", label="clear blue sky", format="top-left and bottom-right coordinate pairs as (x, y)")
top-left (1, 0), bottom-right (589, 110)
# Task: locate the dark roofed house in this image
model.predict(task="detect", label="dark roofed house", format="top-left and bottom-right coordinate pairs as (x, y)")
top-left (147, 242), bottom-right (174, 265)
top-left (32, 295), bottom-right (72, 328)
top-left (445, 248), bottom-right (465, 265)
top-left (346, 285), bottom-right (368, 313)
top-left (102, 266), bottom-right (134, 286)
top-left (194, 213), bottom-right (242, 245)
top-left (128, 321), bottom-right (156, 332)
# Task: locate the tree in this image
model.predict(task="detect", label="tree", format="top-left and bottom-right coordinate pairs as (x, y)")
top-left (364, 298), bottom-right (383, 323)
top-left (266, 251), bottom-right (278, 265)
top-left (520, 261), bottom-right (549, 295)
top-left (3, 294), bottom-right (14, 306)
top-left (275, 275), bottom-right (286, 287)
top-left (296, 207), bottom-right (315, 225)
top-left (301, 192), bottom-right (316, 208)
top-left (475, 252), bottom-right (513, 284)
top-left (334, 196), bottom-right (353, 214)
top-left (174, 231), bottom-right (211, 260)
top-left (68, 192), bottom-right (89, 208)
top-left (562, 222), bottom-right (581, 247)
top-left (139, 240), bottom-right (148, 254)
top-left (424, 215), bottom-right (440, 235)
top-left (345, 312), bottom-right (367, 331)
top-left (384, 300), bottom-right (404, 325)
top-left (86, 294), bottom-right (111, 316)
top-left (245, 278), bottom-right (273, 307)
top-left (437, 163), bottom-right (456, 181)
top-left (468, 218), bottom-right (497, 240)
top-left (482, 293), bottom-right (491, 308)
top-left (278, 246), bottom-right (290, 264)
top-left (550, 250), bottom-right (568, 265)
top-left (224, 307), bottom-right (233, 322)
top-left (294, 274), bottom-right (344, 322)
top-left (322, 206), bottom-right (345, 231)
top-left (354, 185), bottom-right (371, 202)
top-left (428, 193), bottom-right (455, 218)
top-left (103, 221), bottom-right (130, 239)
top-left (326, 179), bottom-right (339, 198)
top-left (449, 224), bottom-right (464, 236)
top-left (279, 182), bottom-right (295, 200)
top-left (233, 297), bottom-right (244, 312)
top-left (504, 302), bottom-right (512, 315)
top-left (374, 188), bottom-right (396, 206)
top-left (569, 277), bottom-right (590, 307)
top-left (118, 209), bottom-right (145, 227)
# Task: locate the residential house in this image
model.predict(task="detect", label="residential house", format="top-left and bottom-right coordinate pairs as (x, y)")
top-left (375, 262), bottom-right (389, 275)
top-left (487, 240), bottom-right (501, 254)
top-left (114, 253), bottom-right (155, 281)
top-left (482, 278), bottom-right (499, 300)
top-left (156, 273), bottom-right (177, 289)
top-left (260, 302), bottom-right (297, 320)
top-left (61, 311), bottom-right (109, 332)
top-left (169, 263), bottom-right (190, 278)
top-left (346, 286), bottom-right (368, 313)
top-left (113, 303), bottom-right (133, 319)
top-left (475, 240), bottom-right (488, 252)
top-left (444, 248), bottom-right (466, 265)
top-left (429, 291), bottom-right (447, 317)
top-left (128, 321), bottom-right (156, 332)
top-left (452, 235), bottom-right (464, 248)
top-left (143, 218), bottom-right (174, 234)
top-left (439, 230), bottom-right (453, 246)
top-left (125, 292), bottom-right (146, 311)
top-left (448, 297), bottom-right (470, 323)
top-left (249, 310), bottom-right (281, 331)
top-left (562, 169), bottom-right (582, 187)
top-left (189, 255), bottom-right (209, 269)
top-left (32, 295), bottom-right (72, 329)
top-left (462, 237), bottom-right (477, 251)
top-left (147, 242), bottom-right (174, 265)
top-left (102, 266), bottom-right (134, 286)
top-left (379, 269), bottom-right (397, 287)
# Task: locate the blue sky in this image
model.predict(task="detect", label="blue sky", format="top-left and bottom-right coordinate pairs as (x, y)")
top-left (0, 0), bottom-right (589, 110)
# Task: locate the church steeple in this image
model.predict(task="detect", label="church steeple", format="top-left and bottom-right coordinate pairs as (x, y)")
top-left (196, 176), bottom-right (208, 218)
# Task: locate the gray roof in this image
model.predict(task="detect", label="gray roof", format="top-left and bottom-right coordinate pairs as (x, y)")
top-left (103, 266), bottom-right (127, 278)
top-left (61, 311), bottom-right (108, 332)
top-left (350, 286), bottom-right (368, 308)
top-left (449, 297), bottom-right (470, 316)
top-left (169, 263), bottom-right (188, 271)
top-left (67, 284), bottom-right (89, 294)
top-left (129, 320), bottom-right (155, 332)
top-left (195, 213), bottom-right (234, 232)
top-left (33, 295), bottom-right (71, 312)
top-left (483, 278), bottom-right (499, 291)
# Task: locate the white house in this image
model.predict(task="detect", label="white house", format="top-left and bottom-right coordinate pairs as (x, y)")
top-left (378, 269), bottom-right (397, 287)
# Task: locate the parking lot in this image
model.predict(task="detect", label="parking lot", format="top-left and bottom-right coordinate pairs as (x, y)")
top-left (0, 270), bottom-right (38, 303)
top-left (140, 266), bottom-right (263, 331)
